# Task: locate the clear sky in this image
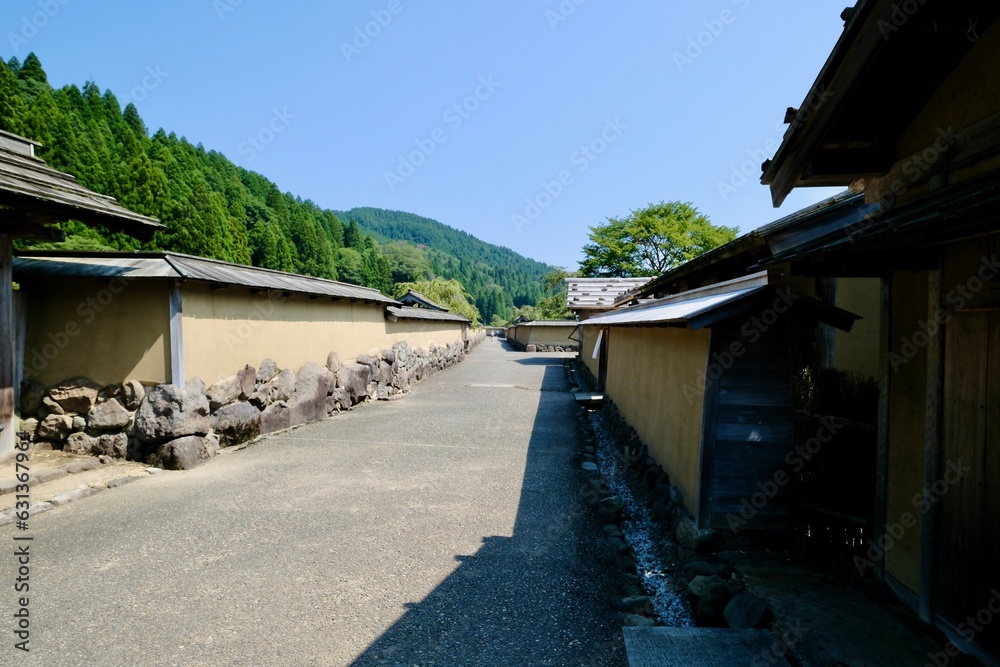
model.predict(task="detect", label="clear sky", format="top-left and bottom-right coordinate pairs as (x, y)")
top-left (2, 0), bottom-right (848, 270)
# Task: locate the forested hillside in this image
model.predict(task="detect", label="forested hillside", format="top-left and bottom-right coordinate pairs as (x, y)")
top-left (341, 207), bottom-right (551, 323)
top-left (0, 53), bottom-right (551, 322)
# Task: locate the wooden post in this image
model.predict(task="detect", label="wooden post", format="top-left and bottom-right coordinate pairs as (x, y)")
top-left (0, 237), bottom-right (15, 455)
top-left (920, 268), bottom-right (943, 624)
top-left (169, 282), bottom-right (185, 384)
top-left (873, 276), bottom-right (891, 581)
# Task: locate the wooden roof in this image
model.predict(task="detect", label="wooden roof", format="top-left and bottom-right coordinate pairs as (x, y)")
top-left (565, 277), bottom-right (650, 311)
top-left (398, 289), bottom-right (449, 312)
top-left (0, 131), bottom-right (162, 241)
top-left (761, 0), bottom-right (1000, 206)
top-left (14, 251), bottom-right (399, 305)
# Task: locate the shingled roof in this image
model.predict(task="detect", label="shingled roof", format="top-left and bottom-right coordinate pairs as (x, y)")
top-left (0, 130), bottom-right (163, 241)
top-left (565, 277), bottom-right (651, 312)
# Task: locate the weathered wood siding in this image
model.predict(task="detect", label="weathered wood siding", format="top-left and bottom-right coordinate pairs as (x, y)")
top-left (700, 319), bottom-right (795, 531)
top-left (936, 238), bottom-right (1000, 657)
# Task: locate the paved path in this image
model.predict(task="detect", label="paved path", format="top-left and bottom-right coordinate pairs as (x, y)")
top-left (4, 342), bottom-right (628, 666)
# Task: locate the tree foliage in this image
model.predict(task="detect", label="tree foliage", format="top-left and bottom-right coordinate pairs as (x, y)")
top-left (393, 278), bottom-right (481, 325)
top-left (0, 53), bottom-right (555, 305)
top-left (579, 201), bottom-right (737, 277)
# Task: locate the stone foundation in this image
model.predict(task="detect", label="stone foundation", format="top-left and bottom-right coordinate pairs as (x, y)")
top-left (18, 336), bottom-right (483, 470)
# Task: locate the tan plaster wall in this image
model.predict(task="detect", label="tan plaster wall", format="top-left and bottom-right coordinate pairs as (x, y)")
top-left (605, 326), bottom-right (710, 512)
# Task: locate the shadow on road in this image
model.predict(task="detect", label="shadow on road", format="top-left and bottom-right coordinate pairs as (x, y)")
top-left (349, 362), bottom-right (626, 667)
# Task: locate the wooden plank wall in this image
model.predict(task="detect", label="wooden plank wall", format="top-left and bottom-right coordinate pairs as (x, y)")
top-left (704, 319), bottom-right (795, 530)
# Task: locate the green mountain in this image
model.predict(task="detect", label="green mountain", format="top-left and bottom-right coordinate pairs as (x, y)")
top-left (339, 207), bottom-right (552, 322)
top-left (0, 52), bottom-right (552, 323)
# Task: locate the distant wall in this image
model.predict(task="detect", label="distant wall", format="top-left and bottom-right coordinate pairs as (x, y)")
top-left (385, 318), bottom-right (466, 349)
top-left (834, 277), bottom-right (881, 380)
top-left (527, 325), bottom-right (578, 347)
top-left (605, 326), bottom-right (710, 512)
top-left (182, 284), bottom-right (386, 384)
top-left (22, 278), bottom-right (170, 387)
top-left (579, 324), bottom-right (601, 379)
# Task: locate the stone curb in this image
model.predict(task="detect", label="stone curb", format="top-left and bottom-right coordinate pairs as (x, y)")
top-left (0, 471), bottom-right (153, 526)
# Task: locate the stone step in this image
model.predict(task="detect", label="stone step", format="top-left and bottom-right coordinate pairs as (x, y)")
top-left (623, 627), bottom-right (791, 667)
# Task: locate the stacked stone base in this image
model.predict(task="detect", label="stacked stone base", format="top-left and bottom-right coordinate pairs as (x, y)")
top-left (18, 338), bottom-right (479, 470)
top-left (505, 339), bottom-right (578, 353)
top-left (572, 360), bottom-right (773, 630)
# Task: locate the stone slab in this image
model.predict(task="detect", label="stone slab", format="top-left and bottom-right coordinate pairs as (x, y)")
top-left (623, 627), bottom-right (789, 667)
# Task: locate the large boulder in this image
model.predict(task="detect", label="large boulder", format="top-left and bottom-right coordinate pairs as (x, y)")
top-left (20, 379), bottom-right (46, 416)
top-left (336, 363), bottom-right (371, 404)
top-left (676, 517), bottom-right (721, 554)
top-left (37, 414), bottom-right (74, 441)
top-left (260, 401), bottom-right (292, 435)
top-left (326, 351), bottom-right (342, 374)
top-left (330, 387), bottom-right (352, 412)
top-left (48, 378), bottom-right (102, 414)
top-left (134, 380), bottom-right (211, 444)
top-left (121, 379), bottom-right (145, 411)
top-left (688, 575), bottom-right (737, 627)
top-left (64, 432), bottom-right (128, 458)
top-left (236, 365), bottom-right (257, 399)
top-left (87, 398), bottom-right (132, 431)
top-left (248, 384), bottom-right (273, 410)
top-left (206, 375), bottom-right (241, 411)
top-left (212, 401), bottom-right (261, 447)
top-left (286, 363), bottom-right (332, 425)
top-left (258, 358), bottom-right (280, 383)
top-left (376, 361), bottom-right (393, 386)
top-left (724, 592), bottom-right (773, 629)
top-left (147, 435), bottom-right (219, 470)
top-left (269, 369), bottom-right (296, 402)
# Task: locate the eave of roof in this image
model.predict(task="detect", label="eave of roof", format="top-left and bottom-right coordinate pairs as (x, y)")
top-left (761, 0), bottom-right (1000, 207)
top-left (386, 306), bottom-right (469, 323)
top-left (13, 251), bottom-right (399, 305)
top-left (587, 271), bottom-right (860, 332)
top-left (398, 289), bottom-right (449, 312)
top-left (0, 139), bottom-right (163, 241)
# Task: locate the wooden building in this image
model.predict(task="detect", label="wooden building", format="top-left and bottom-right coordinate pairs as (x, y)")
top-left (584, 271), bottom-right (860, 530)
top-left (759, 0), bottom-right (1000, 661)
top-left (0, 131), bottom-right (161, 454)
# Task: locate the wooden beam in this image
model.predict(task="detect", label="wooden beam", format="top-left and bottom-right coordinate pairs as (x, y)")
top-left (0, 237), bottom-right (14, 454)
top-left (169, 282), bottom-right (185, 384)
top-left (874, 275), bottom-right (891, 581)
top-left (920, 267), bottom-right (943, 623)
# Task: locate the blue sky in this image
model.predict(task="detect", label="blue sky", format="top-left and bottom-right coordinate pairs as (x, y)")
top-left (2, 0), bottom-right (848, 269)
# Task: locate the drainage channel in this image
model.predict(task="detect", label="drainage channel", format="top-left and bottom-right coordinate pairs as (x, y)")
top-left (589, 410), bottom-right (695, 627)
